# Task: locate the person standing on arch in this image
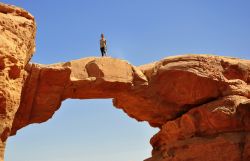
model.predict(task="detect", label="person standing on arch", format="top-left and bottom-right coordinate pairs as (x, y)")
top-left (100, 33), bottom-right (107, 57)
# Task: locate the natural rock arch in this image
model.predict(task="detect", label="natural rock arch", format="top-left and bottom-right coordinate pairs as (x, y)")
top-left (10, 56), bottom-right (250, 161)
top-left (0, 3), bottom-right (250, 161)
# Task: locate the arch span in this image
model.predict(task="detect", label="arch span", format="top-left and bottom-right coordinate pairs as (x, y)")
top-left (11, 55), bottom-right (250, 161)
top-left (1, 3), bottom-right (250, 160)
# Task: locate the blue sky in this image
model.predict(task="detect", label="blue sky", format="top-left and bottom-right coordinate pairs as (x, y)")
top-left (2, 0), bottom-right (250, 161)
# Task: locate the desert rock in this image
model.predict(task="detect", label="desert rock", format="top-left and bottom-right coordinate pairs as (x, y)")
top-left (0, 2), bottom-right (250, 161)
top-left (11, 55), bottom-right (250, 161)
top-left (0, 3), bottom-right (36, 161)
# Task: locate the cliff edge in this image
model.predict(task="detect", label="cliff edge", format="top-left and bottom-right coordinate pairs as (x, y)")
top-left (0, 3), bottom-right (35, 161)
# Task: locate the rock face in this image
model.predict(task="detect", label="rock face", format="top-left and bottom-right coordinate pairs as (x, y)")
top-left (11, 55), bottom-right (250, 161)
top-left (1, 2), bottom-right (250, 161)
top-left (140, 56), bottom-right (250, 161)
top-left (0, 3), bottom-right (36, 161)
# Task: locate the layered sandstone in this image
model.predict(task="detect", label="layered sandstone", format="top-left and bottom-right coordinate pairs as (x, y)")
top-left (0, 3), bottom-right (36, 161)
top-left (1, 2), bottom-right (250, 161)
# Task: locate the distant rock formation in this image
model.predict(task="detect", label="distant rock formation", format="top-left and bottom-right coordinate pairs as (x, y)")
top-left (0, 2), bottom-right (250, 161)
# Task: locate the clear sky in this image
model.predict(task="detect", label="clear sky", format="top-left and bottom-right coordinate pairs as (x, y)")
top-left (2, 0), bottom-right (250, 161)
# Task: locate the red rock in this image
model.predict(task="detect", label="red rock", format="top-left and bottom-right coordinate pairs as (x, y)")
top-left (0, 2), bottom-right (36, 161)
top-left (1, 2), bottom-right (250, 161)
top-left (10, 55), bottom-right (250, 161)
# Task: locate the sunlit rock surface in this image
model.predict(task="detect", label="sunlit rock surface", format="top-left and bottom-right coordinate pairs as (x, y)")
top-left (1, 2), bottom-right (250, 161)
top-left (0, 3), bottom-right (36, 161)
top-left (12, 55), bottom-right (250, 161)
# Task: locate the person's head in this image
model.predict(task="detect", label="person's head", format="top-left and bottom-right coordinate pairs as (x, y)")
top-left (101, 33), bottom-right (104, 38)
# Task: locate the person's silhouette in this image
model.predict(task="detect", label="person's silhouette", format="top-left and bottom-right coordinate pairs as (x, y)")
top-left (100, 33), bottom-right (107, 57)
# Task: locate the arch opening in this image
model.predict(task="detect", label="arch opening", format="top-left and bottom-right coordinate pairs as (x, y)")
top-left (5, 99), bottom-right (158, 161)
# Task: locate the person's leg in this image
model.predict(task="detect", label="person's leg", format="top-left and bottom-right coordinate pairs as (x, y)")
top-left (100, 48), bottom-right (104, 57)
top-left (104, 48), bottom-right (107, 56)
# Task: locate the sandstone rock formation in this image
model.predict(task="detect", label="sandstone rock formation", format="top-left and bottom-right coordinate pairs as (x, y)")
top-left (11, 55), bottom-right (250, 161)
top-left (0, 3), bottom-right (36, 161)
top-left (1, 2), bottom-right (250, 161)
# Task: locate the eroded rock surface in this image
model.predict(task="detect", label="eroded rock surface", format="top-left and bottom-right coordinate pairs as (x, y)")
top-left (0, 2), bottom-right (250, 161)
top-left (11, 57), bottom-right (148, 134)
top-left (0, 3), bottom-right (36, 161)
top-left (11, 55), bottom-right (250, 161)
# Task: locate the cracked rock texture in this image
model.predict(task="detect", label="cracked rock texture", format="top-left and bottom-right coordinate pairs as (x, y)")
top-left (0, 3), bottom-right (36, 161)
top-left (1, 2), bottom-right (250, 161)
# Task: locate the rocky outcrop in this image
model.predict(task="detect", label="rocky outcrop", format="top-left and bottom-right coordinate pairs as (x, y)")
top-left (11, 55), bottom-right (250, 161)
top-left (147, 96), bottom-right (250, 161)
top-left (0, 2), bottom-right (250, 161)
top-left (140, 56), bottom-right (250, 161)
top-left (0, 3), bottom-right (36, 161)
